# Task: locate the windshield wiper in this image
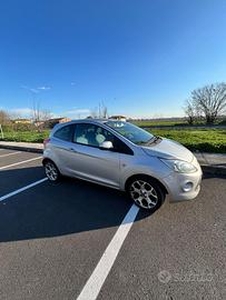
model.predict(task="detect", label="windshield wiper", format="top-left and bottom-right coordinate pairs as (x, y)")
top-left (135, 137), bottom-right (155, 145)
top-left (136, 141), bottom-right (148, 145)
top-left (145, 136), bottom-right (161, 145)
top-left (136, 136), bottom-right (161, 146)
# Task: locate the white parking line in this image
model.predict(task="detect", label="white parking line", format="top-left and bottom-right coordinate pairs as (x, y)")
top-left (0, 151), bottom-right (21, 158)
top-left (77, 204), bottom-right (140, 300)
top-left (0, 157), bottom-right (42, 170)
top-left (0, 178), bottom-right (48, 202)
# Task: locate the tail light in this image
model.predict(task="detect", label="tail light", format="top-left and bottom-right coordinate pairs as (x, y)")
top-left (43, 138), bottom-right (50, 149)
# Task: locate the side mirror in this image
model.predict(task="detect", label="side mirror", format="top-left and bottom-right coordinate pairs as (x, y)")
top-left (99, 141), bottom-right (113, 150)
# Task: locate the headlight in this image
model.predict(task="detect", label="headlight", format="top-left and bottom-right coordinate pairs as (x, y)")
top-left (160, 159), bottom-right (197, 173)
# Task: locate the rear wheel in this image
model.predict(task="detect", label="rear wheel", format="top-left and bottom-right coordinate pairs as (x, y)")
top-left (127, 176), bottom-right (165, 211)
top-left (44, 160), bottom-right (61, 182)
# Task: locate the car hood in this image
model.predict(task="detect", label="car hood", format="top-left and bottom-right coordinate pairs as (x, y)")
top-left (141, 138), bottom-right (194, 162)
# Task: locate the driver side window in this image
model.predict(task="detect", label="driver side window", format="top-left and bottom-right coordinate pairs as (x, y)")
top-left (73, 123), bottom-right (133, 155)
top-left (73, 124), bottom-right (112, 147)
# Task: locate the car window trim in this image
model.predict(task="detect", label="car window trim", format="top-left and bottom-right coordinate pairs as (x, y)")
top-left (53, 124), bottom-right (75, 142)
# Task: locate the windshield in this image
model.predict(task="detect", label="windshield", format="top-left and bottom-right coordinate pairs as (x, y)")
top-left (105, 121), bottom-right (154, 145)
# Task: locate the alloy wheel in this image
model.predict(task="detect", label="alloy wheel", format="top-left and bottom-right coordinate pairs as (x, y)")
top-left (45, 162), bottom-right (59, 182)
top-left (129, 180), bottom-right (159, 209)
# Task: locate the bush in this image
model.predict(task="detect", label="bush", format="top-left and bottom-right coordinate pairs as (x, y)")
top-left (0, 130), bottom-right (49, 143)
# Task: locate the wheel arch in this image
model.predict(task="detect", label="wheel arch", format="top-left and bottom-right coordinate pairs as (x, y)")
top-left (42, 157), bottom-right (55, 166)
top-left (42, 158), bottom-right (61, 173)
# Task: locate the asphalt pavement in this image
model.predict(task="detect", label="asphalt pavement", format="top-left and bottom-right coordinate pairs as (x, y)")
top-left (0, 148), bottom-right (225, 300)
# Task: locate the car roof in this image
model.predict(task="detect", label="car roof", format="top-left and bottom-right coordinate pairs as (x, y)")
top-left (68, 118), bottom-right (124, 123)
top-left (51, 118), bottom-right (126, 133)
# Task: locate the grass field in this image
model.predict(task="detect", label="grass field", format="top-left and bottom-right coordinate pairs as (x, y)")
top-left (1, 127), bottom-right (226, 153)
top-left (132, 119), bottom-right (187, 127)
top-left (132, 118), bottom-right (226, 127)
top-left (1, 130), bottom-right (49, 143)
top-left (149, 128), bottom-right (226, 153)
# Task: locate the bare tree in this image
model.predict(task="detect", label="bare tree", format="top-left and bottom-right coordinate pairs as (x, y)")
top-left (190, 83), bottom-right (226, 125)
top-left (31, 100), bottom-right (51, 121)
top-left (31, 99), bottom-right (41, 123)
top-left (100, 102), bottom-right (108, 118)
top-left (184, 100), bottom-right (196, 125)
top-left (39, 109), bottom-right (52, 121)
top-left (98, 101), bottom-right (108, 118)
top-left (31, 99), bottom-right (52, 131)
top-left (90, 102), bottom-right (109, 119)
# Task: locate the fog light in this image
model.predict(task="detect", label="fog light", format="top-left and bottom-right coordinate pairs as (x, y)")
top-left (182, 181), bottom-right (193, 192)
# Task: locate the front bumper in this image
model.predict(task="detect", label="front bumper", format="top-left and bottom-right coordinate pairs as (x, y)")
top-left (162, 164), bottom-right (202, 202)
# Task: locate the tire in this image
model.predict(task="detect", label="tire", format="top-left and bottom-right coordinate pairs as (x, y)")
top-left (44, 160), bottom-right (61, 182)
top-left (126, 176), bottom-right (165, 211)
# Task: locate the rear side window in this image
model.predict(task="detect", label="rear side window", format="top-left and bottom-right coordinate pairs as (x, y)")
top-left (53, 125), bottom-right (74, 142)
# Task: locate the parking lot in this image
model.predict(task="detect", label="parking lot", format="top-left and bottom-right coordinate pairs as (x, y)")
top-left (0, 148), bottom-right (225, 300)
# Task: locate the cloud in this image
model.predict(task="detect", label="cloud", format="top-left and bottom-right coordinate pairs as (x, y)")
top-left (63, 108), bottom-right (91, 118)
top-left (65, 109), bottom-right (91, 115)
top-left (21, 85), bottom-right (51, 93)
top-left (71, 82), bottom-right (76, 86)
top-left (37, 86), bottom-right (51, 91)
top-left (21, 86), bottom-right (39, 94)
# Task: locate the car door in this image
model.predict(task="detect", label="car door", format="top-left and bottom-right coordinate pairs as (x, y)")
top-left (66, 123), bottom-right (121, 188)
top-left (50, 124), bottom-right (76, 171)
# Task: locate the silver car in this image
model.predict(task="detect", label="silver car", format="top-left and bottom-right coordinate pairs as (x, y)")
top-left (43, 119), bottom-right (202, 211)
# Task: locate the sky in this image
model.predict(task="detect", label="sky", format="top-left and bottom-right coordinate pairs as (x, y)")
top-left (0, 0), bottom-right (226, 119)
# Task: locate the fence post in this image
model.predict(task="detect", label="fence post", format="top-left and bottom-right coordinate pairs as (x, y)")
top-left (0, 124), bottom-right (4, 139)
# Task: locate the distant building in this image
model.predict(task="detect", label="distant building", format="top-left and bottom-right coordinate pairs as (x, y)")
top-left (33, 121), bottom-right (45, 128)
top-left (44, 117), bottom-right (71, 129)
top-left (109, 115), bottom-right (127, 121)
top-left (14, 118), bottom-right (32, 124)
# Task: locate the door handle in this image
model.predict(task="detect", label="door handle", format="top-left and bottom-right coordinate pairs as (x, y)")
top-left (68, 147), bottom-right (78, 153)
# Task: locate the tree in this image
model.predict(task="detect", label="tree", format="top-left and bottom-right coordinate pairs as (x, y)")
top-left (186, 83), bottom-right (226, 125)
top-left (98, 101), bottom-right (108, 118)
top-left (31, 97), bottom-right (47, 122)
top-left (184, 100), bottom-right (196, 125)
top-left (31, 98), bottom-right (41, 123)
top-left (101, 105), bottom-right (108, 118)
top-left (31, 99), bottom-right (52, 130)
top-left (90, 101), bottom-right (109, 119)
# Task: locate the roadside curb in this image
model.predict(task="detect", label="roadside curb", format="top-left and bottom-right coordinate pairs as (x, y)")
top-left (0, 144), bottom-right (43, 154)
top-left (201, 165), bottom-right (226, 176)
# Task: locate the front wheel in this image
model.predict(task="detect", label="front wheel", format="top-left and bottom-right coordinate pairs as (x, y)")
top-left (127, 176), bottom-right (165, 211)
top-left (44, 160), bottom-right (61, 182)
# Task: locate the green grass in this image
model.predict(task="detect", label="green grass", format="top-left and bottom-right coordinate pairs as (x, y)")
top-left (132, 119), bottom-right (187, 127)
top-left (148, 128), bottom-right (226, 153)
top-left (132, 118), bottom-right (226, 127)
top-left (1, 128), bottom-right (226, 153)
top-left (1, 130), bottom-right (49, 143)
